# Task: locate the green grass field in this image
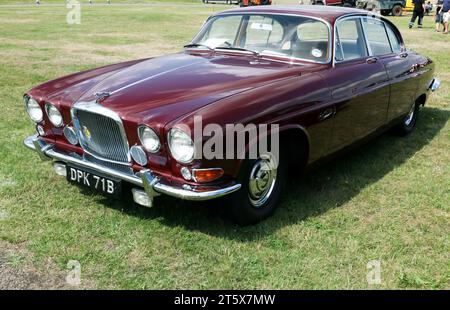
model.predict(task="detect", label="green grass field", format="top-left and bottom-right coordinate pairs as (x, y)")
top-left (0, 2), bottom-right (449, 289)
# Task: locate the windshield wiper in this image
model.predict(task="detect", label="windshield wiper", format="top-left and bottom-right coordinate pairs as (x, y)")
top-left (215, 46), bottom-right (260, 57)
top-left (183, 43), bottom-right (214, 51)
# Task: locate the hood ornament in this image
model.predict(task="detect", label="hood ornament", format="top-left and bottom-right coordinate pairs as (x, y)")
top-left (95, 91), bottom-right (110, 103)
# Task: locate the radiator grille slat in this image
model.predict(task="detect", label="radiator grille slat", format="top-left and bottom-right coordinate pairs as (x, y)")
top-left (75, 110), bottom-right (129, 164)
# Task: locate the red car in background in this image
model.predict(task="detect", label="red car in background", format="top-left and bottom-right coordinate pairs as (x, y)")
top-left (240, 0), bottom-right (272, 6)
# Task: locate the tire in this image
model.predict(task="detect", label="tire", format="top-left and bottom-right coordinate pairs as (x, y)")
top-left (223, 152), bottom-right (287, 226)
top-left (381, 9), bottom-right (390, 16)
top-left (343, 2), bottom-right (353, 7)
top-left (392, 4), bottom-right (403, 17)
top-left (394, 101), bottom-right (420, 136)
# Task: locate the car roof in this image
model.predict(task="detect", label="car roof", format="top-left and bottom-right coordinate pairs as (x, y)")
top-left (217, 5), bottom-right (368, 23)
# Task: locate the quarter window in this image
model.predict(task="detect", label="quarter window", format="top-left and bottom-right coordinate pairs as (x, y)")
top-left (385, 24), bottom-right (402, 53)
top-left (362, 18), bottom-right (393, 56)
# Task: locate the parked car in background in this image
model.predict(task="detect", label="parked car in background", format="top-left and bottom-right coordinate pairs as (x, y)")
top-left (23, 6), bottom-right (439, 225)
top-left (239, 0), bottom-right (272, 6)
top-left (356, 0), bottom-right (405, 16)
top-left (202, 0), bottom-right (239, 4)
top-left (309, 0), bottom-right (357, 6)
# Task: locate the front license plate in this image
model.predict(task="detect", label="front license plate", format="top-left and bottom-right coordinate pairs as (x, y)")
top-left (67, 165), bottom-right (121, 197)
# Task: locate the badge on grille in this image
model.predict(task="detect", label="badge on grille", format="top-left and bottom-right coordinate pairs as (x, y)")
top-left (82, 126), bottom-right (92, 141)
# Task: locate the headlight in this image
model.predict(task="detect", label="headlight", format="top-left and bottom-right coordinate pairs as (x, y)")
top-left (138, 126), bottom-right (160, 153)
top-left (45, 103), bottom-right (63, 127)
top-left (168, 128), bottom-right (195, 163)
top-left (24, 97), bottom-right (43, 123)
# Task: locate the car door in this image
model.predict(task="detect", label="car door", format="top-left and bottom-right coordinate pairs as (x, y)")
top-left (376, 20), bottom-right (420, 121)
top-left (326, 16), bottom-right (390, 153)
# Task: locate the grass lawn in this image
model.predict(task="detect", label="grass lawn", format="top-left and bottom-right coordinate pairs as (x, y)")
top-left (0, 2), bottom-right (449, 289)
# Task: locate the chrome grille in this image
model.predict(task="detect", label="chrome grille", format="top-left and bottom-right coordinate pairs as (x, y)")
top-left (73, 108), bottom-right (130, 165)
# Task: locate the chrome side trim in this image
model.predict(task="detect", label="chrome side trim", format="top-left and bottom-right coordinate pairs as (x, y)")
top-left (24, 135), bottom-right (241, 201)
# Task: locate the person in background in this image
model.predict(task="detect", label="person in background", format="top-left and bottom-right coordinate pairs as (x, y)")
top-left (436, 0), bottom-right (444, 32)
top-left (443, 0), bottom-right (450, 33)
top-left (425, 1), bottom-right (433, 14)
top-left (409, 0), bottom-right (425, 28)
top-left (36, 0), bottom-right (40, 5)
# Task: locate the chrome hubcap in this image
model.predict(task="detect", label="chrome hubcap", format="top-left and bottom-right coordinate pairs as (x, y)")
top-left (404, 103), bottom-right (416, 126)
top-left (248, 155), bottom-right (277, 208)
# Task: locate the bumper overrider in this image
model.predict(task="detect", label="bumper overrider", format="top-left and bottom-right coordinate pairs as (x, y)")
top-left (24, 135), bottom-right (241, 206)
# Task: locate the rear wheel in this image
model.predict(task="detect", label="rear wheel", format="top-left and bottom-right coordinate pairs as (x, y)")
top-left (392, 4), bottom-right (403, 16)
top-left (381, 9), bottom-right (390, 16)
top-left (223, 152), bottom-right (286, 225)
top-left (394, 101), bottom-right (420, 136)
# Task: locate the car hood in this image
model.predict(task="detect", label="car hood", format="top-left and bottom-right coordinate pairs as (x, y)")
top-left (38, 52), bottom-right (324, 127)
top-left (73, 52), bottom-right (323, 125)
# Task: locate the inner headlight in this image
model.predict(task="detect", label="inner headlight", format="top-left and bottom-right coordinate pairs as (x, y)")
top-left (138, 126), bottom-right (160, 153)
top-left (45, 103), bottom-right (63, 127)
top-left (168, 128), bottom-right (195, 163)
top-left (24, 96), bottom-right (43, 123)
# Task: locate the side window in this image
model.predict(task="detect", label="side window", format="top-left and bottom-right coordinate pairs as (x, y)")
top-left (245, 15), bottom-right (284, 47)
top-left (362, 18), bottom-right (393, 56)
top-left (385, 24), bottom-right (402, 53)
top-left (295, 19), bottom-right (329, 62)
top-left (335, 18), bottom-right (368, 61)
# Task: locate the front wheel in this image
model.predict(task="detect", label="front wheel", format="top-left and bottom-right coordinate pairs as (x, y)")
top-left (223, 153), bottom-right (286, 225)
top-left (394, 101), bottom-right (420, 136)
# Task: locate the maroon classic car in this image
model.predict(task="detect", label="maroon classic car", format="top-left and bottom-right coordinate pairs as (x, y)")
top-left (24, 6), bottom-right (439, 225)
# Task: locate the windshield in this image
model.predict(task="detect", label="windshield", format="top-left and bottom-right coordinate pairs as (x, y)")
top-left (190, 14), bottom-right (330, 63)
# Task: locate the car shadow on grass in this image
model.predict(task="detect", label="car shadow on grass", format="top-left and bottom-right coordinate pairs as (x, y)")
top-left (95, 106), bottom-right (449, 240)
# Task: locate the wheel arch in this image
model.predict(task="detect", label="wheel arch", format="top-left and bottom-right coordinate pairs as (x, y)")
top-left (279, 125), bottom-right (310, 174)
top-left (416, 93), bottom-right (427, 106)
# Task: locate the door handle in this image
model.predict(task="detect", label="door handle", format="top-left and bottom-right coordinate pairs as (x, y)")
top-left (366, 57), bottom-right (378, 64)
top-left (318, 107), bottom-right (335, 121)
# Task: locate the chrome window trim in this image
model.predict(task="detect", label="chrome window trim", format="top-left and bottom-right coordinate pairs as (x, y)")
top-left (333, 15), bottom-right (371, 65)
top-left (71, 100), bottom-right (132, 166)
top-left (333, 13), bottom-right (407, 67)
top-left (190, 12), bottom-right (333, 65)
top-left (360, 16), bottom-right (396, 57)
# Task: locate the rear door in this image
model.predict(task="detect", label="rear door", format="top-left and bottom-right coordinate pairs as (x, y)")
top-left (375, 20), bottom-right (419, 121)
top-left (326, 16), bottom-right (390, 152)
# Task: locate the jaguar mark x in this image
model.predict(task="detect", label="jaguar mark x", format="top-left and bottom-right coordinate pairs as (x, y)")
top-left (23, 6), bottom-right (440, 225)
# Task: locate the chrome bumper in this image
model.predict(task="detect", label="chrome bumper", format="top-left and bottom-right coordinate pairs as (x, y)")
top-left (429, 78), bottom-right (441, 92)
top-left (23, 135), bottom-right (241, 201)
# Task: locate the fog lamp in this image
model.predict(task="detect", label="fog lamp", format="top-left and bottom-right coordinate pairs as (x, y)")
top-left (132, 188), bottom-right (153, 208)
top-left (53, 162), bottom-right (67, 177)
top-left (180, 167), bottom-right (192, 181)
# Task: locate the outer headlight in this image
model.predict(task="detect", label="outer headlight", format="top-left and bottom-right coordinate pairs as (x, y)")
top-left (24, 97), bottom-right (43, 123)
top-left (168, 128), bottom-right (195, 163)
top-left (138, 126), bottom-right (160, 153)
top-left (45, 103), bottom-right (63, 127)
